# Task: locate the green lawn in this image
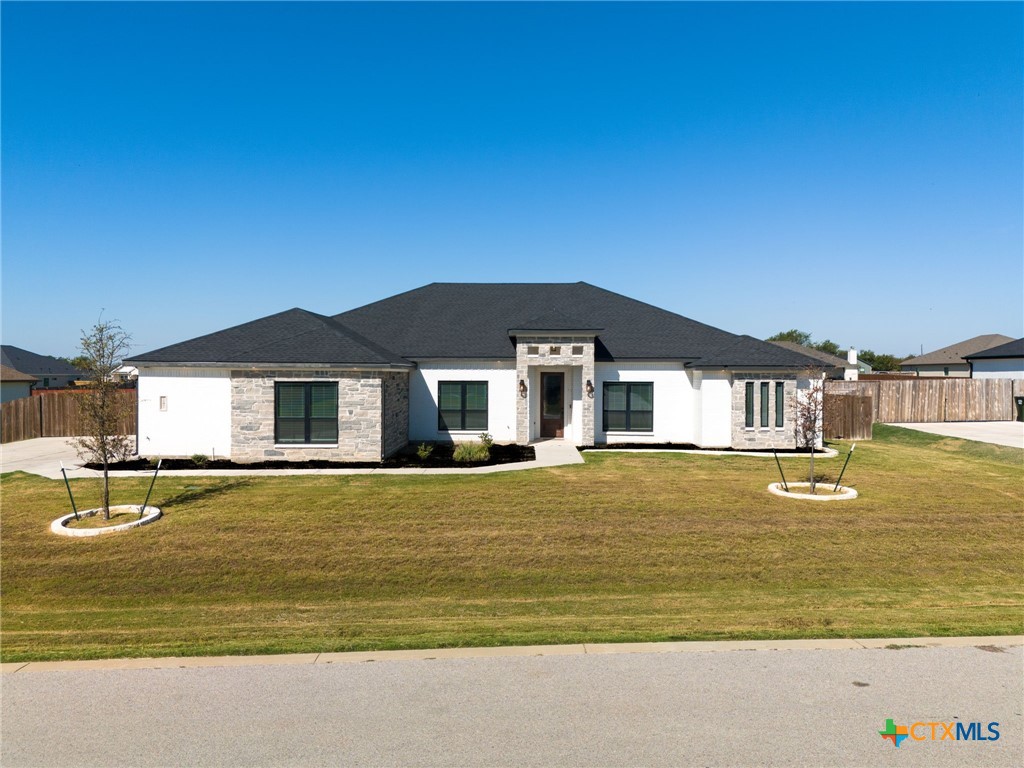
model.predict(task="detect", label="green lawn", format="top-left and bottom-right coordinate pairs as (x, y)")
top-left (1, 424), bottom-right (1021, 662)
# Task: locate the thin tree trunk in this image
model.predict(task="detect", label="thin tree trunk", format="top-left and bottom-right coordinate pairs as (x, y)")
top-left (809, 447), bottom-right (816, 494)
top-left (102, 448), bottom-right (110, 519)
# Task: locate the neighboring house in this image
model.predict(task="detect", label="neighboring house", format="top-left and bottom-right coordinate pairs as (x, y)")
top-left (964, 338), bottom-right (1024, 380)
top-left (899, 334), bottom-right (1015, 377)
top-left (0, 345), bottom-right (83, 389)
top-left (126, 282), bottom-right (825, 461)
top-left (0, 364), bottom-right (38, 403)
top-left (767, 341), bottom-right (867, 381)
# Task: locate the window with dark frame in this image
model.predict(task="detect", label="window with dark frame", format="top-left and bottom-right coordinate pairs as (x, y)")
top-left (438, 381), bottom-right (488, 431)
top-left (775, 382), bottom-right (785, 427)
top-left (275, 382), bottom-right (338, 445)
top-left (603, 382), bottom-right (654, 432)
top-left (760, 382), bottom-right (770, 427)
top-left (745, 382), bottom-right (754, 428)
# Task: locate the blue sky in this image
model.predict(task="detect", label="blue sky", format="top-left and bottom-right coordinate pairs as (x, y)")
top-left (3, 1), bottom-right (1021, 359)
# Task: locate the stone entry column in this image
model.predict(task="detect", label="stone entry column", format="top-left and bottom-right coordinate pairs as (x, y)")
top-left (515, 337), bottom-right (595, 445)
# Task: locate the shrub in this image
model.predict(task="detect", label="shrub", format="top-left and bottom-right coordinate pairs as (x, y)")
top-left (478, 432), bottom-right (494, 448)
top-left (453, 441), bottom-right (490, 463)
top-left (416, 442), bottom-right (434, 462)
top-left (191, 453), bottom-right (210, 468)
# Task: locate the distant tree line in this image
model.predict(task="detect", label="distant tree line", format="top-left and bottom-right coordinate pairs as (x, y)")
top-left (766, 329), bottom-right (908, 372)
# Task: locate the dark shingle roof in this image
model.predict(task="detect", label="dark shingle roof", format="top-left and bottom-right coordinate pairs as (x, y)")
top-left (964, 337), bottom-right (1024, 360)
top-left (900, 334), bottom-right (1014, 366)
top-left (767, 340), bottom-right (848, 368)
top-left (333, 282), bottom-right (810, 366)
top-left (127, 309), bottom-right (411, 367)
top-left (130, 283), bottom-right (821, 369)
top-left (0, 346), bottom-right (82, 377)
top-left (690, 336), bottom-right (825, 369)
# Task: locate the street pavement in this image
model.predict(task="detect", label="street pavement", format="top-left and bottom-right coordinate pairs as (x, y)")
top-left (3, 642), bottom-right (1021, 767)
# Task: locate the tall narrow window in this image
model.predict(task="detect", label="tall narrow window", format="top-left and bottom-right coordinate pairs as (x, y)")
top-left (745, 382), bottom-right (754, 428)
top-left (603, 382), bottom-right (654, 432)
top-left (275, 382), bottom-right (338, 444)
top-left (760, 382), bottom-right (770, 427)
top-left (775, 382), bottom-right (785, 427)
top-left (438, 381), bottom-right (488, 431)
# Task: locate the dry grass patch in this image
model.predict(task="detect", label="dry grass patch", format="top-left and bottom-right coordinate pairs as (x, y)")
top-left (1, 424), bottom-right (1021, 661)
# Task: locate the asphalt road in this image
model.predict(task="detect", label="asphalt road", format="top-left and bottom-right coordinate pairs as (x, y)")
top-left (3, 644), bottom-right (1021, 767)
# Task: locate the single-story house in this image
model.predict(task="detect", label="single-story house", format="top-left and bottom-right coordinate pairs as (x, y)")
top-left (964, 337), bottom-right (1024, 380)
top-left (899, 334), bottom-right (1014, 378)
top-left (767, 341), bottom-right (868, 381)
top-left (0, 345), bottom-right (84, 389)
top-left (0, 364), bottom-right (38, 403)
top-left (126, 282), bottom-right (825, 462)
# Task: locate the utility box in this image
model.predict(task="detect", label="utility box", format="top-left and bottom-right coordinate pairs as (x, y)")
top-left (1015, 395), bottom-right (1024, 422)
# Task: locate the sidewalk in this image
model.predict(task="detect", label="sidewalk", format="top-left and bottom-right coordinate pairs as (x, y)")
top-left (3, 634), bottom-right (1020, 673)
top-left (0, 436), bottom-right (585, 479)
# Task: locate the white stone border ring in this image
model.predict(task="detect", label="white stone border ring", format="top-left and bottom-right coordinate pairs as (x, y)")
top-left (50, 504), bottom-right (162, 537)
top-left (768, 482), bottom-right (857, 501)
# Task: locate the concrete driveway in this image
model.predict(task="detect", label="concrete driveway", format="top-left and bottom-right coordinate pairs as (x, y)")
top-left (0, 437), bottom-right (92, 477)
top-left (891, 421), bottom-right (1024, 449)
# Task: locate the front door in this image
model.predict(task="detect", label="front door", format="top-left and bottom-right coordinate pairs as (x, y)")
top-left (540, 372), bottom-right (564, 438)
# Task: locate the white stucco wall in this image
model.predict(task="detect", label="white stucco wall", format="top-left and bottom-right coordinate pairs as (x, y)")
top-left (409, 361), bottom-right (517, 442)
top-left (971, 359), bottom-right (1024, 379)
top-left (594, 362), bottom-right (696, 444)
top-left (137, 368), bottom-right (232, 457)
top-left (697, 370), bottom-right (733, 448)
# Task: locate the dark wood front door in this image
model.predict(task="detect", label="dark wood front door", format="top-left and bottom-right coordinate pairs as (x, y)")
top-left (540, 372), bottom-right (564, 438)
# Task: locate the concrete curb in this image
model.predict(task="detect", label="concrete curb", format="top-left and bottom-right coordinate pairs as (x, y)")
top-left (4, 635), bottom-right (1020, 673)
top-left (767, 482), bottom-right (857, 500)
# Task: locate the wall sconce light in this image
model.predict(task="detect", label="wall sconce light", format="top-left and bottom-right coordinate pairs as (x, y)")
top-left (585, 379), bottom-right (595, 397)
top-left (519, 379), bottom-right (528, 398)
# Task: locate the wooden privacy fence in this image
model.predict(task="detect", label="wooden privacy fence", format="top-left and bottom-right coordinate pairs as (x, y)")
top-left (823, 394), bottom-right (873, 440)
top-left (824, 378), bottom-right (1022, 423)
top-left (1, 390), bottom-right (136, 443)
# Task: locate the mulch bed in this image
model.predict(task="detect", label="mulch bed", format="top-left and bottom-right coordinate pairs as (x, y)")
top-left (86, 443), bottom-right (536, 471)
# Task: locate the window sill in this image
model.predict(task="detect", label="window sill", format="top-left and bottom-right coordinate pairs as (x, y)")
top-left (274, 444), bottom-right (339, 449)
top-left (604, 431), bottom-right (655, 435)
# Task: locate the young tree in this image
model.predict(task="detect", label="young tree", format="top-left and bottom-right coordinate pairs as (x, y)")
top-left (794, 367), bottom-right (825, 493)
top-left (74, 319), bottom-right (134, 519)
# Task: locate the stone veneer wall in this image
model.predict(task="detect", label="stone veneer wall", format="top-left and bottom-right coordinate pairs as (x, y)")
top-left (231, 370), bottom-right (387, 462)
top-left (730, 373), bottom-right (798, 449)
top-left (381, 371), bottom-right (410, 459)
top-left (515, 337), bottom-right (595, 445)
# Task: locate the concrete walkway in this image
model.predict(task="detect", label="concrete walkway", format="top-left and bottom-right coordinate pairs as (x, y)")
top-left (891, 421), bottom-right (1024, 449)
top-left (2, 635), bottom-right (1020, 674)
top-left (0, 436), bottom-right (585, 480)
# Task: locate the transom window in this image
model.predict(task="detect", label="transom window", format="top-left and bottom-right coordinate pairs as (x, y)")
top-left (275, 382), bottom-right (338, 444)
top-left (603, 382), bottom-right (653, 432)
top-left (438, 381), bottom-right (488, 431)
